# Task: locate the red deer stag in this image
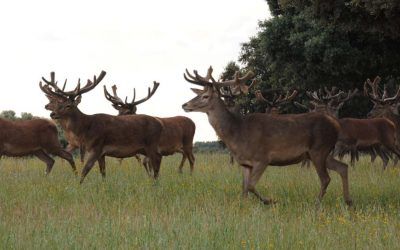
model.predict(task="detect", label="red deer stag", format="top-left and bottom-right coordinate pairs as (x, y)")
top-left (104, 83), bottom-right (196, 174)
top-left (299, 87), bottom-right (399, 169)
top-left (39, 71), bottom-right (163, 183)
top-left (41, 76), bottom-right (86, 163)
top-left (364, 76), bottom-right (400, 166)
top-left (182, 66), bottom-right (352, 205)
top-left (0, 117), bottom-right (77, 175)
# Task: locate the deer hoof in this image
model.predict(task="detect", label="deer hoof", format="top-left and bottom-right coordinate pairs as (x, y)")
top-left (345, 199), bottom-right (353, 206)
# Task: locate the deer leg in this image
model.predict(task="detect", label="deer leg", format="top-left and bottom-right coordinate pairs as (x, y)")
top-left (65, 144), bottom-right (76, 154)
top-left (142, 157), bottom-right (152, 176)
top-left (326, 156), bottom-right (352, 206)
top-left (310, 152), bottom-right (331, 203)
top-left (381, 151), bottom-right (389, 170)
top-left (98, 155), bottom-right (106, 178)
top-left (188, 152), bottom-right (195, 174)
top-left (243, 163), bottom-right (272, 205)
top-left (250, 164), bottom-right (273, 204)
top-left (118, 158), bottom-right (123, 165)
top-left (242, 167), bottom-right (251, 198)
top-left (178, 153), bottom-right (187, 174)
top-left (393, 155), bottom-right (399, 167)
top-left (80, 150), bottom-right (101, 184)
top-left (300, 159), bottom-right (311, 168)
top-left (134, 155), bottom-right (142, 165)
top-left (370, 146), bottom-right (377, 163)
top-left (51, 149), bottom-right (77, 175)
top-left (34, 150), bottom-right (55, 175)
top-left (230, 154), bottom-right (234, 166)
top-left (383, 144), bottom-right (400, 169)
top-left (146, 151), bottom-right (162, 179)
top-left (79, 146), bottom-right (85, 164)
top-left (349, 147), bottom-right (356, 167)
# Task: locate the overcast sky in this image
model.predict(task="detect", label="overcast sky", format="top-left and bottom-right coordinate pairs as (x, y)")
top-left (0, 0), bottom-right (269, 141)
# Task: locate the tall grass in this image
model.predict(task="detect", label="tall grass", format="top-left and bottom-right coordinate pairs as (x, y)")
top-left (0, 154), bottom-right (399, 249)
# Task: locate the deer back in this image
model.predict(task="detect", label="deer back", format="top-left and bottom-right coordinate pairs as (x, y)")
top-left (0, 118), bottom-right (61, 157)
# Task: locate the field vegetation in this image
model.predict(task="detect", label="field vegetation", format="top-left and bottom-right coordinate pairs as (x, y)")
top-left (0, 153), bottom-right (399, 249)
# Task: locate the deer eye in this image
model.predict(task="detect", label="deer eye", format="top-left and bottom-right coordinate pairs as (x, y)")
top-left (202, 95), bottom-right (209, 99)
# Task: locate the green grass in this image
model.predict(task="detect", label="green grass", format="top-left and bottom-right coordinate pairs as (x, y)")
top-left (0, 154), bottom-right (399, 249)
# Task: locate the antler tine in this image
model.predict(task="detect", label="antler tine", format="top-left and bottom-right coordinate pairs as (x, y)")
top-left (39, 81), bottom-right (65, 98)
top-left (39, 72), bottom-right (70, 98)
top-left (294, 101), bottom-right (310, 111)
top-left (335, 89), bottom-right (358, 104)
top-left (363, 79), bottom-right (371, 97)
top-left (41, 72), bottom-right (63, 93)
top-left (274, 90), bottom-right (298, 105)
top-left (111, 85), bottom-right (122, 101)
top-left (364, 76), bottom-right (381, 98)
top-left (184, 67), bottom-right (257, 94)
top-left (72, 70), bottom-right (106, 97)
top-left (184, 69), bottom-right (209, 86)
top-left (213, 71), bottom-right (254, 87)
top-left (363, 76), bottom-right (399, 104)
top-left (255, 90), bottom-right (274, 106)
top-left (129, 88), bottom-right (137, 104)
top-left (103, 85), bottom-right (124, 106)
top-left (131, 81), bottom-right (160, 106)
top-left (103, 84), bottom-right (125, 106)
top-left (219, 86), bottom-right (236, 99)
top-left (322, 86), bottom-right (344, 101)
top-left (193, 66), bottom-right (213, 83)
top-left (382, 85), bottom-right (400, 103)
top-left (382, 85), bottom-right (388, 99)
top-left (306, 90), bottom-right (325, 104)
top-left (126, 87), bottom-right (136, 104)
top-left (62, 79), bottom-right (67, 91)
top-left (215, 71), bottom-right (256, 95)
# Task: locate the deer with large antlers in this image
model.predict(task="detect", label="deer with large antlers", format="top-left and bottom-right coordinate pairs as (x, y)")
top-left (364, 76), bottom-right (400, 166)
top-left (297, 86), bottom-right (400, 169)
top-left (104, 82), bottom-right (196, 174)
top-left (39, 71), bottom-right (163, 183)
top-left (0, 117), bottom-right (77, 175)
top-left (182, 66), bottom-right (352, 205)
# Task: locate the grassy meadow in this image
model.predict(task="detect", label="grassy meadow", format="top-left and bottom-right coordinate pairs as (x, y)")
top-left (0, 153), bottom-right (399, 249)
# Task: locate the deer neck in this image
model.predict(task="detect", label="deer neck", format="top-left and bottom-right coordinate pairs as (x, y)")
top-left (206, 98), bottom-right (241, 143)
top-left (59, 108), bottom-right (91, 137)
top-left (383, 111), bottom-right (400, 126)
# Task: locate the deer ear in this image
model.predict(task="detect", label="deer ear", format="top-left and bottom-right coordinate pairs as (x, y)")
top-left (74, 95), bottom-right (82, 105)
top-left (191, 88), bottom-right (205, 95)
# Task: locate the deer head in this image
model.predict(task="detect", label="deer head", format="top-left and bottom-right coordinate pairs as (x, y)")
top-left (304, 87), bottom-right (358, 117)
top-left (39, 71), bottom-right (106, 119)
top-left (181, 66), bottom-right (258, 113)
top-left (255, 89), bottom-right (298, 114)
top-left (364, 76), bottom-right (400, 117)
top-left (103, 82), bottom-right (160, 115)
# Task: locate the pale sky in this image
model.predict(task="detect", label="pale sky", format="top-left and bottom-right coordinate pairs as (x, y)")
top-left (0, 0), bottom-right (269, 142)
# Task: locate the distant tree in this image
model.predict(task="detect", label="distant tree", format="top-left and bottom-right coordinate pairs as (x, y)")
top-left (0, 110), bottom-right (17, 120)
top-left (226, 0), bottom-right (400, 118)
top-left (193, 141), bottom-right (227, 153)
top-left (20, 112), bottom-right (33, 120)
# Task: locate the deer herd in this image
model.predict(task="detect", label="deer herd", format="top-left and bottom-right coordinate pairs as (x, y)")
top-left (0, 67), bottom-right (399, 206)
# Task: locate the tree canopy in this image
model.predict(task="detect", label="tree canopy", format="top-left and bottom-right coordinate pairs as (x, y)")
top-left (227, 0), bottom-right (400, 118)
